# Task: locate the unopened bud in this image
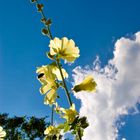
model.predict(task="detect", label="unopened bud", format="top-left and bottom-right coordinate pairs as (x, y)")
top-left (45, 19), bottom-right (52, 26)
top-left (30, 0), bottom-right (37, 3)
top-left (41, 18), bottom-right (46, 23)
top-left (41, 28), bottom-right (48, 36)
top-left (36, 4), bottom-right (44, 12)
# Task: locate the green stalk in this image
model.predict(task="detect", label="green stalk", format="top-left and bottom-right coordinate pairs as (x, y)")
top-left (51, 105), bottom-right (54, 126)
top-left (77, 128), bottom-right (82, 140)
top-left (56, 59), bottom-right (72, 106)
top-left (36, 0), bottom-right (53, 39)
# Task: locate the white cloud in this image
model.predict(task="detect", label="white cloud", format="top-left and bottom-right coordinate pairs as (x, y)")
top-left (73, 32), bottom-right (140, 140)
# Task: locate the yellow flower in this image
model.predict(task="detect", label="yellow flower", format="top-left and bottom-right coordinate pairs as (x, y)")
top-left (36, 65), bottom-right (58, 105)
top-left (44, 125), bottom-right (60, 136)
top-left (37, 64), bottom-right (68, 88)
top-left (36, 64), bottom-right (68, 105)
top-left (36, 65), bottom-right (56, 94)
top-left (60, 104), bottom-right (78, 123)
top-left (73, 75), bottom-right (97, 93)
top-left (49, 37), bottom-right (80, 62)
top-left (0, 126), bottom-right (6, 139)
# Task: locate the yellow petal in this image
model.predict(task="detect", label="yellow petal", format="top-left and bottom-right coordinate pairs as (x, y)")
top-left (60, 104), bottom-right (77, 123)
top-left (71, 103), bottom-right (76, 111)
top-left (44, 125), bottom-right (59, 136)
top-left (40, 84), bottom-right (51, 94)
top-left (44, 89), bottom-right (57, 105)
top-left (36, 65), bottom-right (56, 83)
top-left (60, 38), bottom-right (80, 62)
top-left (49, 37), bottom-right (62, 55)
top-left (52, 67), bottom-right (68, 81)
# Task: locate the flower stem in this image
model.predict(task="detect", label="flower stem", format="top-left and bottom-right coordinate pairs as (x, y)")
top-left (77, 128), bottom-right (82, 140)
top-left (51, 105), bottom-right (54, 126)
top-left (56, 59), bottom-right (73, 106)
top-left (36, 0), bottom-right (53, 39)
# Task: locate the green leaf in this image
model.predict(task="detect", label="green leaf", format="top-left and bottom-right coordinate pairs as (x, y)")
top-left (63, 124), bottom-right (70, 132)
top-left (79, 116), bottom-right (89, 129)
top-left (57, 123), bottom-right (65, 129)
top-left (81, 122), bottom-right (89, 129)
top-left (70, 116), bottom-right (79, 130)
top-left (71, 130), bottom-right (77, 135)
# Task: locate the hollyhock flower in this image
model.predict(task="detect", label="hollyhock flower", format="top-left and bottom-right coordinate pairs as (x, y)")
top-left (49, 37), bottom-right (80, 62)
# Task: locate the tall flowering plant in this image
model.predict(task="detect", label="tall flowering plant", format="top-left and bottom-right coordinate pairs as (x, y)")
top-left (30, 0), bottom-right (97, 139)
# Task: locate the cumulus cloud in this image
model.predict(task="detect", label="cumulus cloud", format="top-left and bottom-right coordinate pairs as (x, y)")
top-left (73, 32), bottom-right (140, 140)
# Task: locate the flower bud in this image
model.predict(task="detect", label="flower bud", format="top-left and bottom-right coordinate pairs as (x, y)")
top-left (45, 19), bottom-right (52, 26)
top-left (41, 28), bottom-right (48, 36)
top-left (36, 4), bottom-right (44, 12)
top-left (41, 18), bottom-right (46, 23)
top-left (30, 0), bottom-right (36, 3)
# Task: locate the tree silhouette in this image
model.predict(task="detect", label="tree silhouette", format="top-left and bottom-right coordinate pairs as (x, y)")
top-left (0, 113), bottom-right (49, 140)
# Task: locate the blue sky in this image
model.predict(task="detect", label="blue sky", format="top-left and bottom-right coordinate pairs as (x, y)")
top-left (0, 0), bottom-right (140, 139)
